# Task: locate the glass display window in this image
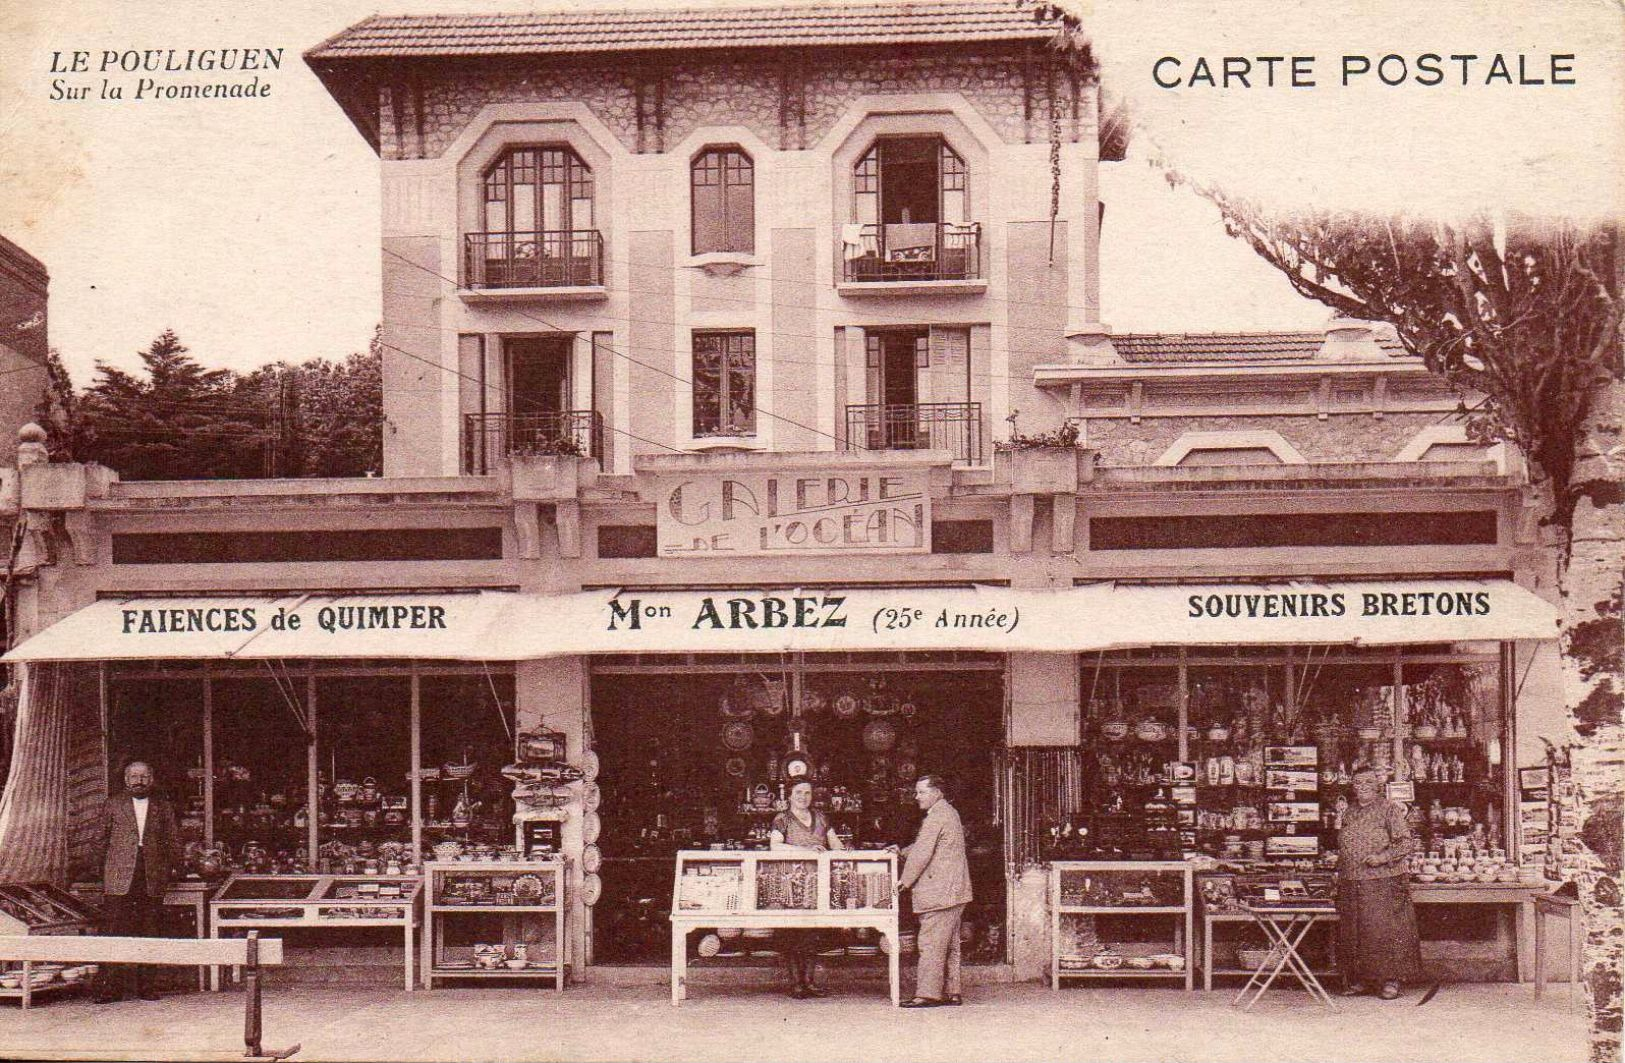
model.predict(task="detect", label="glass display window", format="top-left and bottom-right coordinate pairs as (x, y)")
top-left (418, 675), bottom-right (517, 855)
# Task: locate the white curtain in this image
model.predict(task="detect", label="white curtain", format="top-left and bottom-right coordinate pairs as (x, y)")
top-left (0, 664), bottom-right (71, 883)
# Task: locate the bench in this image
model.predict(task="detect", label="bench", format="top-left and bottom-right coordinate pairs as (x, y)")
top-left (0, 932), bottom-right (299, 1061)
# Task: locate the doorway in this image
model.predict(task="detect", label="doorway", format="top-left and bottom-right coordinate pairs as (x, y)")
top-left (506, 336), bottom-right (573, 450)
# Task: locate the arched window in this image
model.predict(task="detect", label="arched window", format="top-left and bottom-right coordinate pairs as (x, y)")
top-left (482, 146), bottom-right (595, 238)
top-left (691, 147), bottom-right (754, 254)
top-left (473, 147), bottom-right (599, 288)
top-left (846, 136), bottom-right (975, 282)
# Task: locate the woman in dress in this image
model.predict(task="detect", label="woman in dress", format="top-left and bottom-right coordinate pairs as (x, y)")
top-left (1336, 766), bottom-right (1423, 999)
top-left (770, 779), bottom-right (843, 998)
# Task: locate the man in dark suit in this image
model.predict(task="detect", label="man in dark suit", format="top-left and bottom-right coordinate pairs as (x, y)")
top-left (894, 774), bottom-right (973, 1008)
top-left (97, 761), bottom-right (180, 1002)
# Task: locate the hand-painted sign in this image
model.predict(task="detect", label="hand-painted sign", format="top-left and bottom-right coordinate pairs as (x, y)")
top-left (655, 469), bottom-right (930, 557)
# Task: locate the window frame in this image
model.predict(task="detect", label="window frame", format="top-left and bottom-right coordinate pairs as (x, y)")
top-left (690, 146), bottom-right (756, 256)
top-left (691, 330), bottom-right (758, 438)
top-left (481, 145), bottom-right (595, 238)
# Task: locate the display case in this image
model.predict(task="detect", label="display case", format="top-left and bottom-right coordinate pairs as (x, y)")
top-left (208, 873), bottom-right (422, 990)
top-left (0, 883), bottom-right (101, 1005)
top-left (422, 859), bottom-right (566, 990)
top-left (1049, 860), bottom-right (1193, 989)
top-left (668, 850), bottom-right (900, 1005)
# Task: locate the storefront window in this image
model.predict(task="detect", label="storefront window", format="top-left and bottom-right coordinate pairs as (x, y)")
top-left (1069, 647), bottom-right (1508, 866)
top-left (316, 677), bottom-right (412, 869)
top-left (589, 660), bottom-right (1006, 964)
top-left (210, 676), bottom-right (310, 872)
top-left (418, 674), bottom-right (517, 857)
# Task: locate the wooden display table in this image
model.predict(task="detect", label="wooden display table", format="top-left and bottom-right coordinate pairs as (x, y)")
top-left (422, 859), bottom-right (566, 990)
top-left (209, 873), bottom-right (422, 991)
top-left (668, 850), bottom-right (900, 1006)
top-left (70, 880), bottom-right (212, 991)
top-left (1532, 891), bottom-right (1581, 1006)
top-left (1050, 861), bottom-right (1194, 990)
top-left (1412, 881), bottom-right (1536, 982)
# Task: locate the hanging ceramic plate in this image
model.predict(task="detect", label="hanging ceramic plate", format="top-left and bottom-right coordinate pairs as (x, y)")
top-left (582, 844), bottom-right (603, 874)
top-left (583, 783), bottom-right (602, 814)
top-left (862, 718), bottom-right (898, 753)
top-left (897, 759), bottom-right (918, 780)
top-left (580, 749), bottom-right (600, 782)
top-left (724, 756), bottom-right (747, 778)
top-left (582, 811), bottom-right (602, 845)
top-left (581, 873), bottom-right (602, 907)
top-left (722, 720), bottom-right (755, 751)
top-left (833, 694), bottom-right (860, 718)
top-left (898, 701), bottom-right (917, 718)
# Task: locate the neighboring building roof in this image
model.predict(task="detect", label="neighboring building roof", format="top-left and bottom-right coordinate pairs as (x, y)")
top-left (307, 0), bottom-right (1056, 60)
top-left (0, 235), bottom-right (48, 293)
top-left (1112, 330), bottom-right (1408, 365)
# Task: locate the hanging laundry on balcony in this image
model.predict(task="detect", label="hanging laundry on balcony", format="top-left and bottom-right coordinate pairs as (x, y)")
top-left (884, 222), bottom-right (937, 263)
top-left (841, 223), bottom-right (868, 261)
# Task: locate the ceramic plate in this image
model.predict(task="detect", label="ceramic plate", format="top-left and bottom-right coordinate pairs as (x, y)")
top-left (582, 811), bottom-right (602, 845)
top-left (582, 844), bottom-right (603, 874)
top-left (581, 873), bottom-right (602, 907)
top-left (580, 749), bottom-right (600, 782)
top-left (722, 720), bottom-right (755, 751)
top-left (583, 784), bottom-right (602, 814)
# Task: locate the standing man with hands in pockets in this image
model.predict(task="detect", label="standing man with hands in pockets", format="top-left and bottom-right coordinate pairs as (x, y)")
top-left (891, 774), bottom-right (972, 1008)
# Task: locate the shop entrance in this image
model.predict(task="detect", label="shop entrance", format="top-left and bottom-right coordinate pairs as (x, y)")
top-left (587, 653), bottom-right (1008, 966)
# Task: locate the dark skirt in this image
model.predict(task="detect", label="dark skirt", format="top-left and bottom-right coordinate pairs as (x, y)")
top-left (1337, 876), bottom-right (1424, 984)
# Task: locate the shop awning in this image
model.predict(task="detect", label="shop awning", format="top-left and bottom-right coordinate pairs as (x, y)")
top-left (2, 592), bottom-right (521, 663)
top-left (3, 580), bottom-right (1559, 663)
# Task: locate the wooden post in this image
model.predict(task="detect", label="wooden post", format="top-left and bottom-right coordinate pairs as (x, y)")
top-left (243, 931), bottom-right (262, 1058)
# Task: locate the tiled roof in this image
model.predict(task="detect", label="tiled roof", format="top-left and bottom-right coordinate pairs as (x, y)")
top-left (1113, 331), bottom-right (1408, 364)
top-left (307, 1), bottom-right (1057, 60)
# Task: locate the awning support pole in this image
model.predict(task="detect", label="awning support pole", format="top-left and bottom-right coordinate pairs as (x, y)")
top-left (202, 668), bottom-right (214, 848)
top-left (305, 675), bottom-right (319, 866)
top-left (410, 665), bottom-right (422, 868)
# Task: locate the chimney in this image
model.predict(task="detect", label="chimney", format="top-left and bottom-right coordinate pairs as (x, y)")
top-left (1318, 319), bottom-right (1385, 362)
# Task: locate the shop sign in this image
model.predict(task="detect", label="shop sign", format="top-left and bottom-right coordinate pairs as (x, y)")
top-left (654, 469), bottom-right (930, 557)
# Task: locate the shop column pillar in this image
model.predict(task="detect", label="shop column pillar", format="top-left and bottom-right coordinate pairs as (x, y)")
top-left (1006, 652), bottom-right (1080, 981)
top-left (515, 657), bottom-right (588, 977)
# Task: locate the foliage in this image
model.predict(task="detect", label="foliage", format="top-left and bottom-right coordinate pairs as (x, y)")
top-left (71, 328), bottom-right (383, 480)
top-left (511, 434), bottom-right (586, 458)
top-left (33, 348), bottom-right (81, 462)
top-left (997, 410), bottom-right (1083, 450)
top-left (1169, 196), bottom-right (1621, 531)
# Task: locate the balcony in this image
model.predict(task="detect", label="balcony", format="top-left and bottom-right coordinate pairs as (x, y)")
top-left (462, 410), bottom-right (604, 475)
top-left (461, 230), bottom-right (606, 299)
top-left (844, 402), bottom-right (984, 466)
top-left (839, 223), bottom-right (984, 295)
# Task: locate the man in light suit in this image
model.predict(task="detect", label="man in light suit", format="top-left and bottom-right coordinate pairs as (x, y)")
top-left (96, 761), bottom-right (180, 1002)
top-left (895, 774), bottom-right (972, 1008)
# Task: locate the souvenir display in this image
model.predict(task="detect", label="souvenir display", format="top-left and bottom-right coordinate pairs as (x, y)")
top-left (423, 857), bottom-right (567, 990)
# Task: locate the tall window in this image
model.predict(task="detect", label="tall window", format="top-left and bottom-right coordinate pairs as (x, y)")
top-left (852, 137), bottom-right (966, 226)
top-left (482, 147), bottom-right (595, 236)
top-left (692, 331), bottom-right (756, 437)
top-left (691, 148), bottom-right (755, 254)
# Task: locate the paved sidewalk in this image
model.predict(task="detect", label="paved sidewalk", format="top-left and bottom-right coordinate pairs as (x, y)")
top-left (0, 981), bottom-right (1587, 1063)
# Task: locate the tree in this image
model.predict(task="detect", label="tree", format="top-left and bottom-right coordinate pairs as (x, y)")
top-left (77, 330), bottom-right (265, 480)
top-left (33, 348), bottom-right (81, 462)
top-left (238, 328), bottom-right (383, 478)
top-left (1184, 199), bottom-right (1622, 1058)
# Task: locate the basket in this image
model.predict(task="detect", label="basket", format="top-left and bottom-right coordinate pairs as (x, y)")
top-left (1236, 947), bottom-right (1273, 970)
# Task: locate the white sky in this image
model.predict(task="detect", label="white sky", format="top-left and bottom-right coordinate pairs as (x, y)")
top-left (0, 0), bottom-right (1618, 379)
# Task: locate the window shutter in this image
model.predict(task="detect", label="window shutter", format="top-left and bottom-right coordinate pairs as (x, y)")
top-left (927, 326), bottom-right (971, 403)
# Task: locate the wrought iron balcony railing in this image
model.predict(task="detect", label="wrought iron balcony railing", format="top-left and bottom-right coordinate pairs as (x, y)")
top-left (844, 402), bottom-right (984, 465)
top-left (840, 222), bottom-right (982, 283)
top-left (463, 230), bottom-right (605, 289)
top-left (461, 410), bottom-right (604, 475)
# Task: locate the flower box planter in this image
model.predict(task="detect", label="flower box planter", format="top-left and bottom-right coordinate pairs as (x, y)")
top-left (506, 454), bottom-right (593, 502)
top-left (995, 446), bottom-right (1087, 495)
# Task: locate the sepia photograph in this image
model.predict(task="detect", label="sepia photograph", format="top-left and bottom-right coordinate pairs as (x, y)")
top-left (0, 1), bottom-right (1619, 1061)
